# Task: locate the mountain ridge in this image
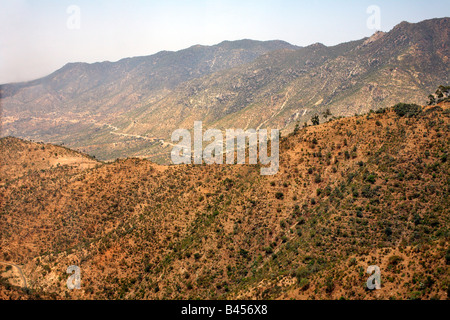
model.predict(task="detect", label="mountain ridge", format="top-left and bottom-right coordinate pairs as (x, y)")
top-left (1, 18), bottom-right (449, 163)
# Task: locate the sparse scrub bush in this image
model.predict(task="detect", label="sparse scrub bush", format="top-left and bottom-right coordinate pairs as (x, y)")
top-left (275, 192), bottom-right (284, 200)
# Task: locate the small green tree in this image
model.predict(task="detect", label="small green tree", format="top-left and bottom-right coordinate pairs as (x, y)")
top-left (311, 115), bottom-right (320, 126)
top-left (293, 122), bottom-right (300, 135)
top-left (322, 109), bottom-right (332, 119)
top-left (427, 94), bottom-right (436, 105)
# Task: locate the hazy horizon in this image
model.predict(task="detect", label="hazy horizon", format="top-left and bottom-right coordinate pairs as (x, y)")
top-left (1, 0), bottom-right (449, 84)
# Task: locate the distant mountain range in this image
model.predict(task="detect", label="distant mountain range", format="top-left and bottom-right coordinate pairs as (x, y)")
top-left (1, 18), bottom-right (449, 162)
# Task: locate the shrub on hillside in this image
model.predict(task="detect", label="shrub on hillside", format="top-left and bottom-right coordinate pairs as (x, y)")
top-left (388, 255), bottom-right (404, 267)
top-left (393, 103), bottom-right (421, 117)
top-left (275, 192), bottom-right (284, 200)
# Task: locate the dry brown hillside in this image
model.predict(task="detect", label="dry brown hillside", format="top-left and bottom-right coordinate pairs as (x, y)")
top-left (0, 137), bottom-right (99, 186)
top-left (0, 102), bottom-right (449, 300)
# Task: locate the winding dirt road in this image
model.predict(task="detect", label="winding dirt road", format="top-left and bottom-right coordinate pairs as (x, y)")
top-left (0, 261), bottom-right (27, 289)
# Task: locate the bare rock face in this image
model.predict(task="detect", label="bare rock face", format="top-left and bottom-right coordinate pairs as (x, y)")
top-left (362, 31), bottom-right (386, 46)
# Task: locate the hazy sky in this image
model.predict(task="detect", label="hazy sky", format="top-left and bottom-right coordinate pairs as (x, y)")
top-left (0, 0), bottom-right (449, 84)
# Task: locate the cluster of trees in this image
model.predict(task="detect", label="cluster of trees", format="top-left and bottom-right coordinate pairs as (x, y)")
top-left (309, 109), bottom-right (331, 127)
top-left (293, 109), bottom-right (330, 134)
top-left (295, 84), bottom-right (450, 132)
top-left (393, 103), bottom-right (422, 117)
top-left (427, 85), bottom-right (450, 105)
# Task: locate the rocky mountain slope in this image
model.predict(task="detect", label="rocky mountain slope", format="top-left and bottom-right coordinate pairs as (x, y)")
top-left (1, 18), bottom-right (448, 163)
top-left (1, 40), bottom-right (296, 161)
top-left (126, 18), bottom-right (449, 138)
